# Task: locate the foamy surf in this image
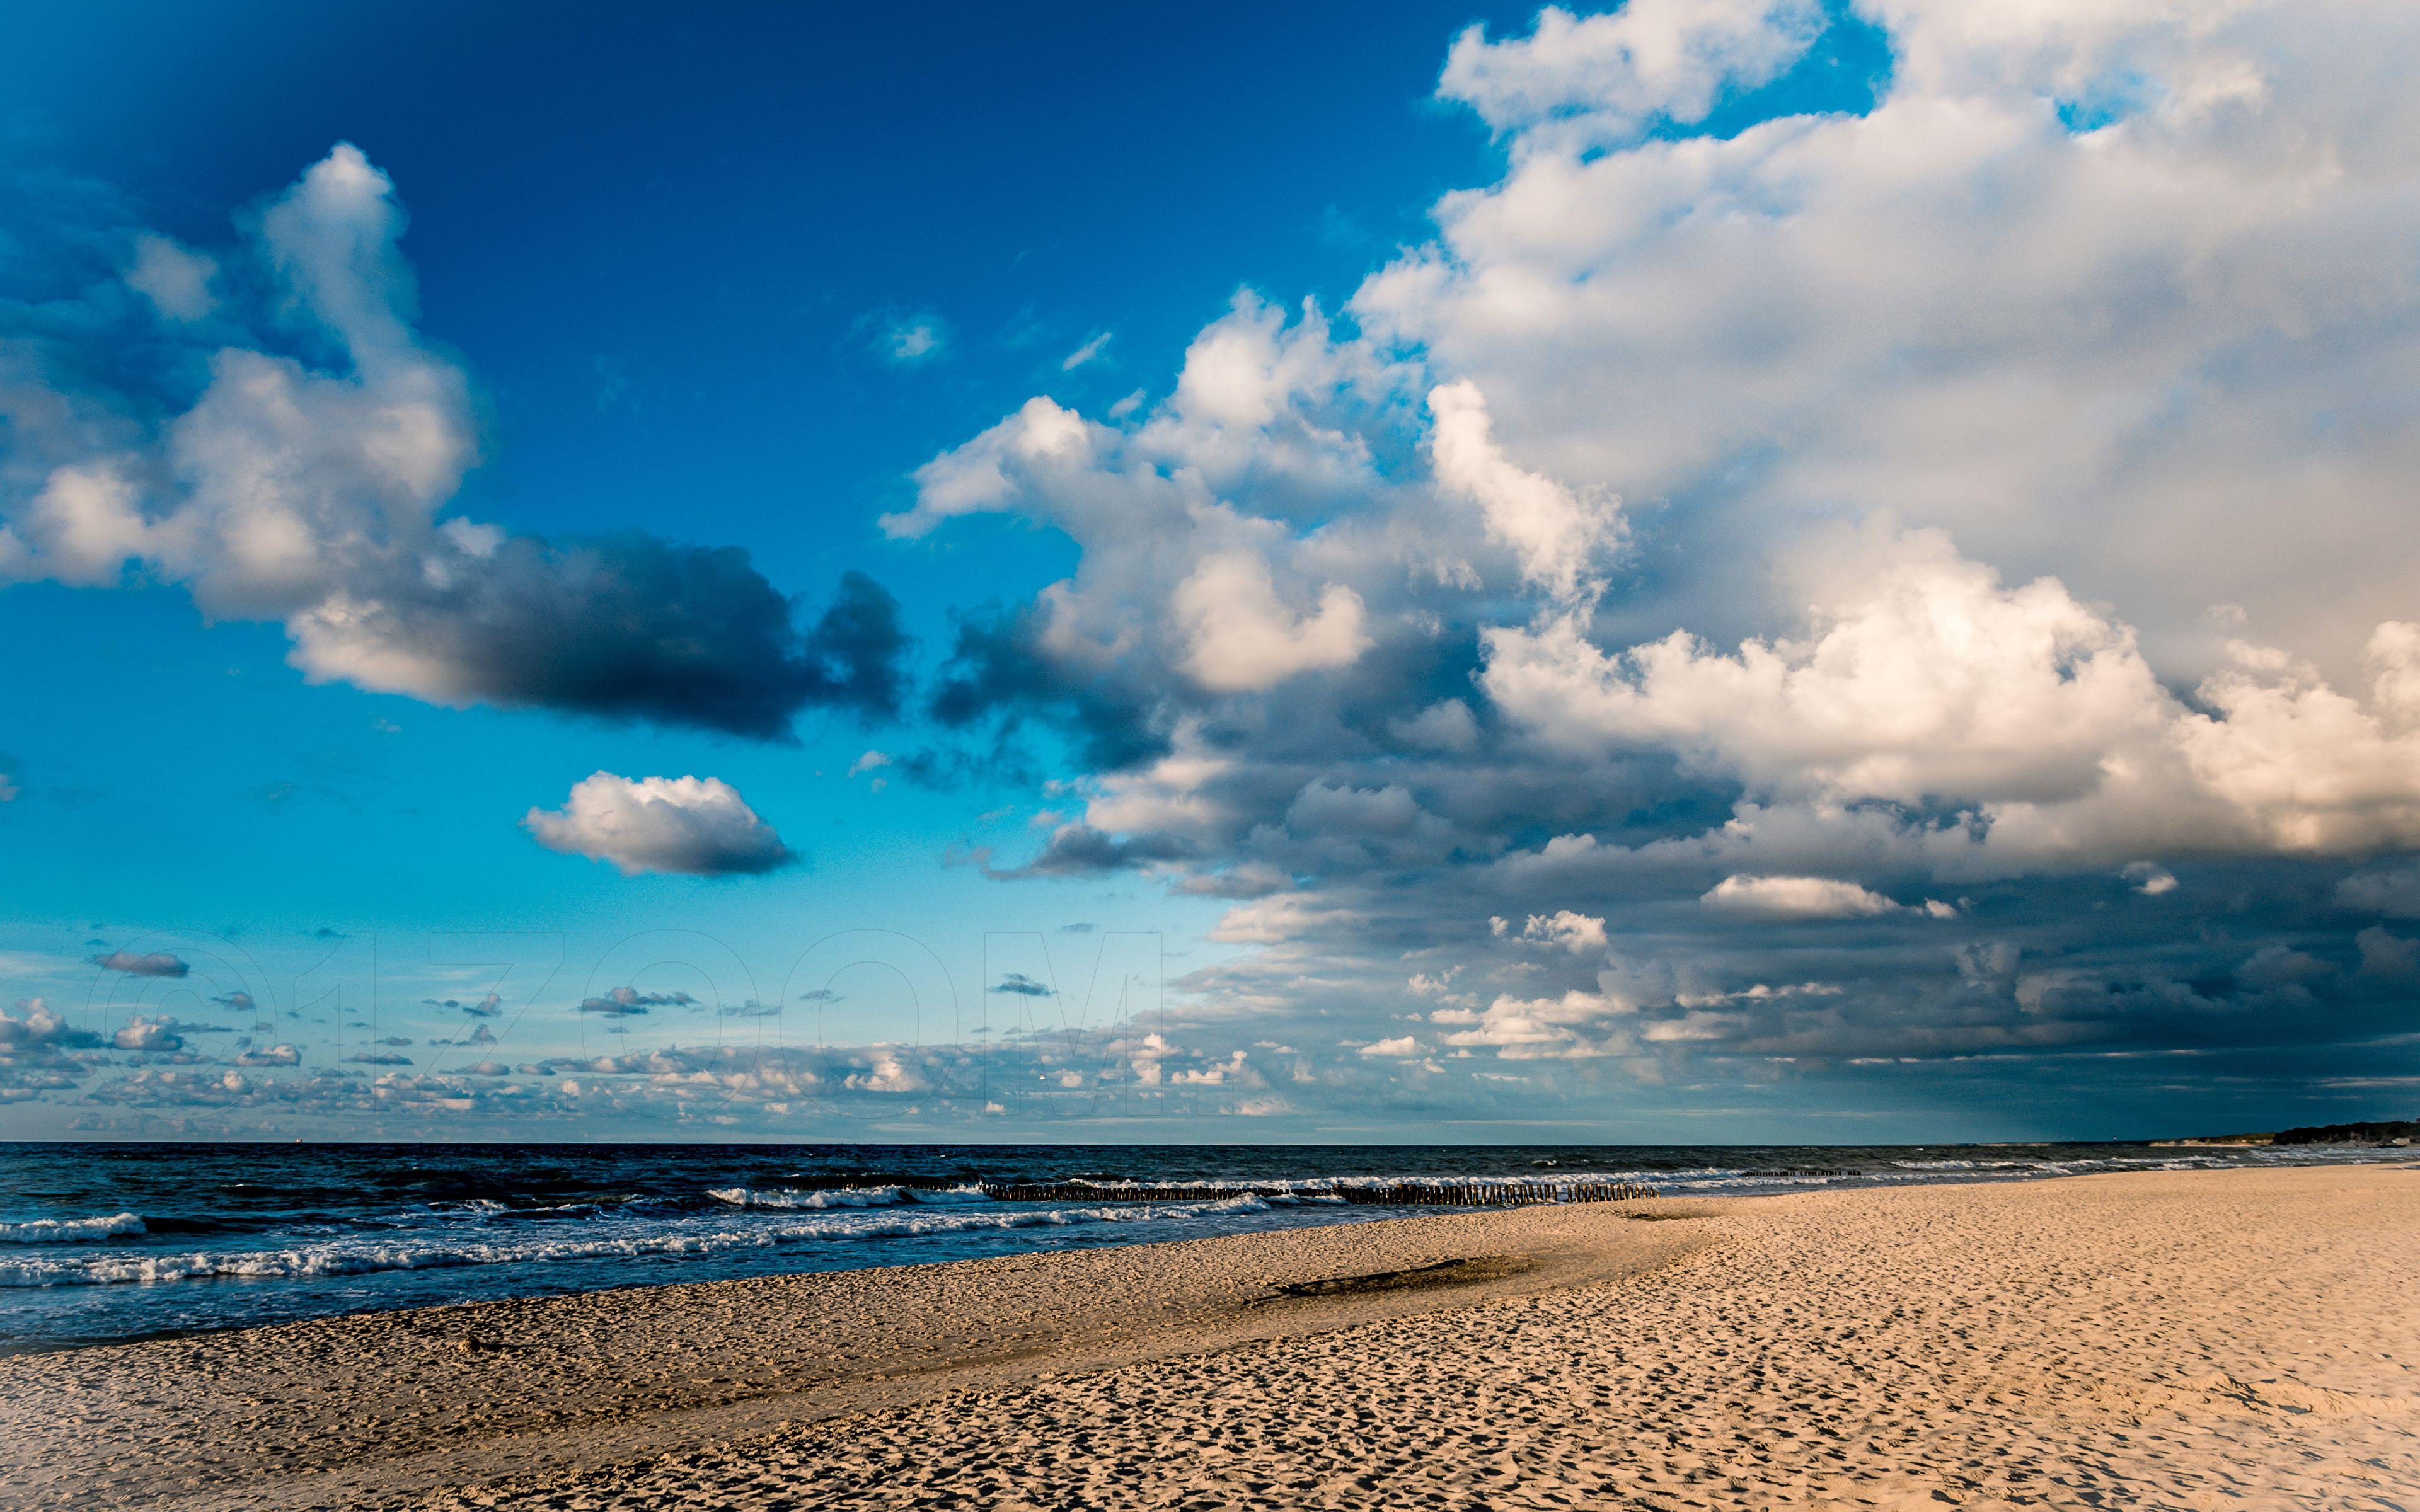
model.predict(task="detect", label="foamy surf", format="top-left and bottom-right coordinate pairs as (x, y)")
top-left (0, 1196), bottom-right (1272, 1290)
top-left (704, 1184), bottom-right (996, 1210)
top-left (2, 1141), bottom-right (2407, 1353)
top-left (0, 1213), bottom-right (147, 1244)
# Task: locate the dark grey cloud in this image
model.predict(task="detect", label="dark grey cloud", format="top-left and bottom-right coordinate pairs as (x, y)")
top-left (417, 992), bottom-right (504, 1017)
top-left (930, 605), bottom-right (1170, 772)
top-left (89, 950), bottom-right (188, 978)
top-left (798, 570), bottom-right (912, 720)
top-left (576, 986), bottom-right (697, 1016)
top-left (984, 825), bottom-right (1192, 880)
top-left (2339, 865), bottom-right (2420, 919)
top-left (309, 538), bottom-right (908, 740)
top-left (1171, 868), bottom-right (1294, 900)
top-left (0, 1000), bottom-right (105, 1051)
top-left (989, 973), bottom-right (1056, 997)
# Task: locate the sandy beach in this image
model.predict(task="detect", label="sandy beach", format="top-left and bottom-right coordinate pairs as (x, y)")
top-left (3, 1164), bottom-right (2412, 1511)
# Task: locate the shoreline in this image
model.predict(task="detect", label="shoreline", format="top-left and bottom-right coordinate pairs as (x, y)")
top-left (6, 1141), bottom-right (2406, 1363)
top-left (0, 1193), bottom-right (1722, 1509)
top-left (4, 1164), bottom-right (2415, 1509)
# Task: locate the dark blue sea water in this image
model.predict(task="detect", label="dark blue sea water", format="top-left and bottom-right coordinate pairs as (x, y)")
top-left (0, 1140), bottom-right (2401, 1354)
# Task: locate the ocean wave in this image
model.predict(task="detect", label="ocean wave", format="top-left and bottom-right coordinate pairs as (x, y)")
top-left (706, 1184), bottom-right (994, 1210)
top-left (1888, 1159), bottom-right (2039, 1171)
top-left (1041, 1171), bottom-right (1707, 1194)
top-left (0, 1213), bottom-right (147, 1244)
top-left (708, 1184), bottom-right (912, 1210)
top-left (1038, 1160), bottom-right (2271, 1200)
top-left (0, 1195), bottom-right (1269, 1290)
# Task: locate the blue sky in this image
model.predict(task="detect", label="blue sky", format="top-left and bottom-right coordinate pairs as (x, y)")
top-left (0, 2), bottom-right (1535, 1085)
top-left (3, 0), bottom-right (2417, 1142)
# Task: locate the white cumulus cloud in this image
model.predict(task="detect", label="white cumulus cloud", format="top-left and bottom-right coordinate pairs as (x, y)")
top-left (1175, 552), bottom-right (1369, 693)
top-left (1440, 0), bottom-right (1823, 146)
top-left (1427, 380), bottom-right (1622, 604)
top-left (524, 773), bottom-right (795, 878)
top-left (1518, 910), bottom-right (1610, 953)
top-left (1701, 874), bottom-right (1906, 920)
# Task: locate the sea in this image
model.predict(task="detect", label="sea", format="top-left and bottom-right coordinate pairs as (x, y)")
top-left (0, 1140), bottom-right (2404, 1354)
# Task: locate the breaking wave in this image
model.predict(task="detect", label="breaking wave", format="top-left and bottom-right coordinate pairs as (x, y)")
top-left (704, 1184), bottom-right (994, 1210)
top-left (0, 1213), bottom-right (147, 1244)
top-left (0, 1196), bottom-right (1269, 1290)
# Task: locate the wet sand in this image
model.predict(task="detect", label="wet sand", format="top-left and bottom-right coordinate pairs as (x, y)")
top-left (3, 1164), bottom-right (2413, 1510)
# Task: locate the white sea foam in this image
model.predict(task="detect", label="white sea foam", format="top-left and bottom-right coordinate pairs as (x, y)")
top-left (911, 1185), bottom-right (996, 1205)
top-left (1044, 1167), bottom-right (1748, 1196)
top-left (0, 1212), bottom-right (146, 1244)
top-left (0, 1196), bottom-right (1269, 1290)
top-left (707, 1185), bottom-right (913, 1210)
top-left (706, 1184), bottom-right (996, 1210)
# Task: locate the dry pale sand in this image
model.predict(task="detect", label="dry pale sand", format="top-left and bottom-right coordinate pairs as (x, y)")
top-left (3, 1165), bottom-right (2414, 1511)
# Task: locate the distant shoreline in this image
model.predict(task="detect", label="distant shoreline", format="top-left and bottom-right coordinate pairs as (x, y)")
top-left (2158, 1116), bottom-right (2420, 1147)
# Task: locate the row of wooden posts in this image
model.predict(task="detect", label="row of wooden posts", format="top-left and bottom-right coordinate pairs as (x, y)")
top-left (977, 1179), bottom-right (1659, 1206)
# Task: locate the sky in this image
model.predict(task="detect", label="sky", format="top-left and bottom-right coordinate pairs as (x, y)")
top-left (2, 0), bottom-right (2417, 1144)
